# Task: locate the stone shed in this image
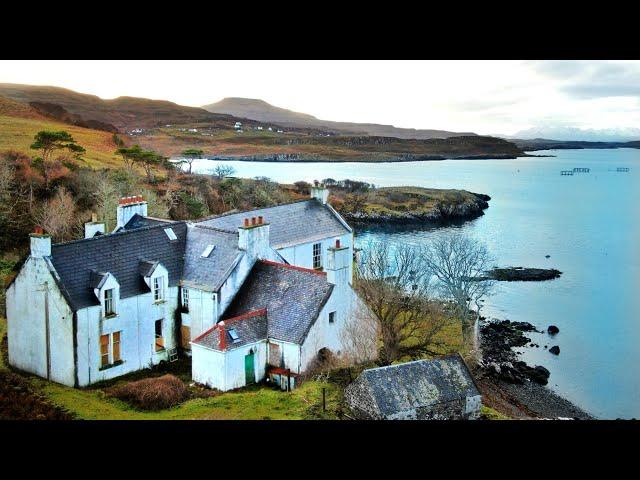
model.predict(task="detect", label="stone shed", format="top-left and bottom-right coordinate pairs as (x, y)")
top-left (344, 354), bottom-right (482, 420)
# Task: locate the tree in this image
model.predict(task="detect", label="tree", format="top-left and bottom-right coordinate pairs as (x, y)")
top-left (133, 149), bottom-right (164, 182)
top-left (341, 297), bottom-right (379, 365)
top-left (30, 131), bottom-right (85, 189)
top-left (293, 180), bottom-right (311, 195)
top-left (35, 186), bottom-right (77, 242)
top-left (355, 241), bottom-right (450, 365)
top-left (420, 232), bottom-right (495, 355)
top-left (213, 163), bottom-right (236, 179)
top-left (115, 145), bottom-right (142, 171)
top-left (181, 148), bottom-right (204, 174)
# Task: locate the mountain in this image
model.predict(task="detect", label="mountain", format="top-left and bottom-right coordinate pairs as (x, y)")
top-left (203, 97), bottom-right (476, 140)
top-left (503, 126), bottom-right (640, 143)
top-left (0, 83), bottom-right (241, 132)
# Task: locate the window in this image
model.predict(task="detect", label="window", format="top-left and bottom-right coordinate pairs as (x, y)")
top-left (182, 287), bottom-right (189, 312)
top-left (104, 289), bottom-right (115, 316)
top-left (100, 332), bottom-right (122, 368)
top-left (313, 242), bottom-right (322, 269)
top-left (164, 227), bottom-right (177, 241)
top-left (228, 328), bottom-right (240, 343)
top-left (201, 244), bottom-right (215, 258)
top-left (153, 277), bottom-right (164, 302)
top-left (329, 311), bottom-right (336, 324)
top-left (155, 319), bottom-right (164, 352)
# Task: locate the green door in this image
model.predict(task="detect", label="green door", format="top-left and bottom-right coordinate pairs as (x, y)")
top-left (244, 351), bottom-right (255, 385)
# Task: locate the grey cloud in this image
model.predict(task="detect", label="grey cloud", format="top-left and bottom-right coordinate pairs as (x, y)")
top-left (528, 60), bottom-right (640, 99)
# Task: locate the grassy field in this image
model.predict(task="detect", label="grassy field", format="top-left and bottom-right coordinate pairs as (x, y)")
top-left (0, 316), bottom-right (342, 420)
top-left (0, 114), bottom-right (121, 169)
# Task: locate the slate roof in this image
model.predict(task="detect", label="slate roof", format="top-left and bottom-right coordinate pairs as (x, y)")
top-left (196, 199), bottom-right (351, 249)
top-left (192, 309), bottom-right (268, 351)
top-left (182, 224), bottom-right (244, 291)
top-left (49, 223), bottom-right (187, 311)
top-left (353, 355), bottom-right (480, 417)
top-left (123, 214), bottom-right (173, 230)
top-left (222, 260), bottom-right (334, 344)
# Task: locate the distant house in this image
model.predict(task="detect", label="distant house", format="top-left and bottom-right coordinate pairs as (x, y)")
top-left (344, 355), bottom-right (482, 420)
top-left (234, 121), bottom-right (242, 129)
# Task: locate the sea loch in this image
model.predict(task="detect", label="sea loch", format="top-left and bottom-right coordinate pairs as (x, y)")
top-left (194, 148), bottom-right (640, 419)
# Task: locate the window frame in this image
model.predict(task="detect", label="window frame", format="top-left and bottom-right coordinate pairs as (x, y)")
top-left (181, 287), bottom-right (189, 312)
top-left (312, 242), bottom-right (322, 270)
top-left (329, 311), bottom-right (336, 324)
top-left (104, 288), bottom-right (116, 317)
top-left (153, 276), bottom-right (164, 302)
top-left (155, 319), bottom-right (165, 352)
top-left (100, 331), bottom-right (122, 369)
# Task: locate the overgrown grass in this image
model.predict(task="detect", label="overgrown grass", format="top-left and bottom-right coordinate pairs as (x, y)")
top-left (0, 115), bottom-right (121, 169)
top-left (481, 405), bottom-right (511, 420)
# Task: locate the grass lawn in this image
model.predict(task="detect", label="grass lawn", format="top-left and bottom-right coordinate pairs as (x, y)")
top-left (0, 316), bottom-right (341, 420)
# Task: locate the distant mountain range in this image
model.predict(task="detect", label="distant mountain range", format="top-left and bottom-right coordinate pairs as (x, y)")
top-left (203, 97), bottom-right (476, 140)
top-left (499, 126), bottom-right (640, 143)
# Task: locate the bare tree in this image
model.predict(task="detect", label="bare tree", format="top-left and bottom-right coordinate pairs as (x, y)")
top-left (420, 232), bottom-right (495, 356)
top-left (341, 296), bottom-right (379, 365)
top-left (94, 175), bottom-right (119, 232)
top-left (355, 241), bottom-right (450, 365)
top-left (213, 164), bottom-right (236, 179)
top-left (35, 187), bottom-right (77, 242)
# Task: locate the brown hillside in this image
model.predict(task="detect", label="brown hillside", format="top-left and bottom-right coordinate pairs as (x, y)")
top-left (0, 96), bottom-right (47, 120)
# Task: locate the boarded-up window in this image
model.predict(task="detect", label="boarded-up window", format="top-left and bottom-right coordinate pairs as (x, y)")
top-left (181, 326), bottom-right (191, 350)
top-left (269, 342), bottom-right (282, 367)
top-left (100, 334), bottom-right (109, 367)
top-left (112, 331), bottom-right (121, 362)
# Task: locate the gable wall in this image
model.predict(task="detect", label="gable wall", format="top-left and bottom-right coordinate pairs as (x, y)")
top-left (276, 232), bottom-right (353, 281)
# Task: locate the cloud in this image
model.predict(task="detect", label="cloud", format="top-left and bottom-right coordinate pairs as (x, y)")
top-left (529, 60), bottom-right (640, 99)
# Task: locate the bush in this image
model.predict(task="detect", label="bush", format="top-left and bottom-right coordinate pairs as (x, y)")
top-left (109, 374), bottom-right (188, 411)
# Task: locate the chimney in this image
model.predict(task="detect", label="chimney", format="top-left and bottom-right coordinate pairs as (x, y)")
top-left (84, 212), bottom-right (105, 239)
top-left (30, 226), bottom-right (51, 258)
top-left (326, 238), bottom-right (349, 287)
top-left (238, 216), bottom-right (270, 259)
top-left (115, 195), bottom-right (148, 230)
top-left (218, 321), bottom-right (227, 351)
top-left (310, 181), bottom-right (329, 205)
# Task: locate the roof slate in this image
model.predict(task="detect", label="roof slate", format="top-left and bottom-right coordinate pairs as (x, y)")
top-left (222, 261), bottom-right (334, 344)
top-left (182, 225), bottom-right (244, 291)
top-left (356, 355), bottom-right (480, 416)
top-left (196, 199), bottom-right (350, 248)
top-left (192, 309), bottom-right (268, 351)
top-left (50, 223), bottom-right (187, 311)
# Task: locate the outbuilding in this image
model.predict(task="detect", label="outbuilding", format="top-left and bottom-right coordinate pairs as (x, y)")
top-left (344, 354), bottom-right (482, 420)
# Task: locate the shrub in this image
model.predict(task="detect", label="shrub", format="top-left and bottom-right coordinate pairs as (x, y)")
top-left (109, 374), bottom-right (188, 411)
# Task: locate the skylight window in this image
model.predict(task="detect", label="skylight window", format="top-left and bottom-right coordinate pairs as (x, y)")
top-left (228, 328), bottom-right (240, 343)
top-left (164, 228), bottom-right (177, 241)
top-left (201, 244), bottom-right (215, 258)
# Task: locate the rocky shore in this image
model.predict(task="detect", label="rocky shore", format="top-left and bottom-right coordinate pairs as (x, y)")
top-left (342, 189), bottom-right (491, 225)
top-left (481, 267), bottom-right (562, 282)
top-left (476, 319), bottom-right (593, 419)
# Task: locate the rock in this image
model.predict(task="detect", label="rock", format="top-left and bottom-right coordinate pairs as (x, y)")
top-left (484, 267), bottom-right (562, 282)
top-left (545, 255), bottom-right (551, 258)
top-left (548, 325), bottom-right (560, 335)
top-left (530, 366), bottom-right (551, 385)
top-left (549, 346), bottom-right (560, 355)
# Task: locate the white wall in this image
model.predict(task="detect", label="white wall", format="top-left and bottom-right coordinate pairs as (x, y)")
top-left (277, 232), bottom-right (353, 281)
top-left (192, 341), bottom-right (267, 391)
top-left (180, 287), bottom-right (217, 343)
top-left (6, 257), bottom-right (75, 386)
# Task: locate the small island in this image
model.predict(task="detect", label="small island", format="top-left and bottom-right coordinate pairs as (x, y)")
top-left (332, 186), bottom-right (491, 225)
top-left (481, 267), bottom-right (562, 282)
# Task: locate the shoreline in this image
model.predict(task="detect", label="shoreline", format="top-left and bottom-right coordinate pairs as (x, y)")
top-left (190, 154), bottom-right (532, 164)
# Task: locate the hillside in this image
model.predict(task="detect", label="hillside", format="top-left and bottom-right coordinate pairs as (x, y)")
top-left (0, 96), bottom-right (122, 168)
top-left (512, 137), bottom-right (640, 151)
top-left (203, 97), bottom-right (477, 140)
top-left (0, 83), bottom-right (243, 132)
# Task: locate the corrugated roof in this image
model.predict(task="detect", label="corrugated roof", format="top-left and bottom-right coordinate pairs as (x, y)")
top-left (356, 355), bottom-right (480, 416)
top-left (222, 261), bottom-right (334, 344)
top-left (49, 222), bottom-right (187, 311)
top-left (196, 199), bottom-right (350, 248)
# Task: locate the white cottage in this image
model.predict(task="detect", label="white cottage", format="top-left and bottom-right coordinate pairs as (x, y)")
top-left (5, 184), bottom-right (364, 389)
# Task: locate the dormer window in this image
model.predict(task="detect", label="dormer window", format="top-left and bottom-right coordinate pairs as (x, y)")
top-left (228, 328), bottom-right (240, 343)
top-left (153, 276), bottom-right (164, 302)
top-left (104, 289), bottom-right (116, 316)
top-left (164, 228), bottom-right (177, 241)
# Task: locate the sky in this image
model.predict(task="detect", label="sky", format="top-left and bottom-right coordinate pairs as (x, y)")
top-left (1, 60), bottom-right (639, 137)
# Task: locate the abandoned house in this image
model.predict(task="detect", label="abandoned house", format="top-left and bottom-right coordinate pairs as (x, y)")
top-left (5, 184), bottom-right (369, 390)
top-left (344, 354), bottom-right (482, 420)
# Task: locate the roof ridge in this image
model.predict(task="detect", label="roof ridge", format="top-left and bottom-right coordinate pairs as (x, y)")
top-left (364, 354), bottom-right (465, 375)
top-left (192, 308), bottom-right (267, 346)
top-left (195, 198), bottom-right (314, 223)
top-left (193, 224), bottom-right (238, 235)
top-left (51, 221), bottom-right (187, 248)
top-left (259, 259), bottom-right (327, 276)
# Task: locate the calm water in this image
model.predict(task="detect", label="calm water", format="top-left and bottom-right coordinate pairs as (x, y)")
top-left (193, 150), bottom-right (640, 419)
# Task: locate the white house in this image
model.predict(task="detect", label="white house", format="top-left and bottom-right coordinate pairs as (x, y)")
top-left (5, 184), bottom-right (365, 389)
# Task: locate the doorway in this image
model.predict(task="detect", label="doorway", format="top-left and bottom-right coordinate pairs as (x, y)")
top-left (245, 350), bottom-right (255, 385)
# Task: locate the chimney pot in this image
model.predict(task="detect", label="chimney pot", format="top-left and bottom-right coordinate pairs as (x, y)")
top-left (91, 212), bottom-right (98, 223)
top-left (336, 239), bottom-right (341, 248)
top-left (251, 217), bottom-right (256, 226)
top-left (34, 226), bottom-right (43, 235)
top-left (244, 218), bottom-right (250, 227)
top-left (258, 216), bottom-right (263, 225)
